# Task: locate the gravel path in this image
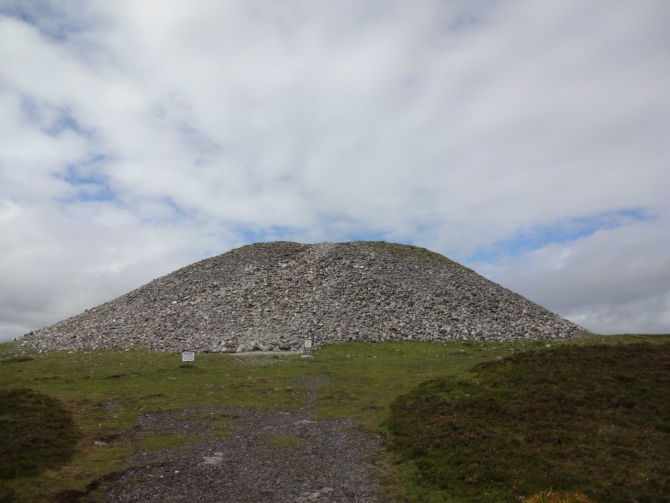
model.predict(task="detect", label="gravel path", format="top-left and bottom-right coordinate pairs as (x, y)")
top-left (106, 377), bottom-right (384, 502)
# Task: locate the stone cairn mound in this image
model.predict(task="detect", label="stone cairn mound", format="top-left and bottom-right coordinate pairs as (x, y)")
top-left (17, 241), bottom-right (586, 353)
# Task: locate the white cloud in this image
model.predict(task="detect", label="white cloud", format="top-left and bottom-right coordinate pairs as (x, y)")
top-left (0, 0), bottom-right (668, 340)
top-left (473, 214), bottom-right (670, 334)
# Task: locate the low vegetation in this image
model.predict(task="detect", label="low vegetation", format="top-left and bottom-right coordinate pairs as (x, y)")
top-left (0, 388), bottom-right (82, 503)
top-left (137, 433), bottom-right (194, 452)
top-left (386, 342), bottom-right (670, 502)
top-left (0, 334), bottom-right (667, 502)
top-left (522, 491), bottom-right (595, 503)
top-left (0, 388), bottom-right (80, 479)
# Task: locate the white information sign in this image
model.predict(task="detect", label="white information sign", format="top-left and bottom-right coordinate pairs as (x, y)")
top-left (182, 351), bottom-right (195, 362)
top-left (304, 339), bottom-right (312, 350)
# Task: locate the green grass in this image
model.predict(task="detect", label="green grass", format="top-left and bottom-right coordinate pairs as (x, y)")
top-left (385, 341), bottom-right (670, 502)
top-left (266, 435), bottom-right (306, 448)
top-left (0, 357), bottom-right (33, 364)
top-left (362, 241), bottom-right (461, 265)
top-left (0, 387), bottom-right (82, 503)
top-left (0, 388), bottom-right (81, 479)
top-left (521, 490), bottom-right (595, 503)
top-left (0, 334), bottom-right (667, 502)
top-left (137, 433), bottom-right (194, 452)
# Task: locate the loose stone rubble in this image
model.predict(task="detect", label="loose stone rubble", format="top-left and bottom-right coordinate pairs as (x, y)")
top-left (104, 377), bottom-right (383, 502)
top-left (16, 241), bottom-right (587, 353)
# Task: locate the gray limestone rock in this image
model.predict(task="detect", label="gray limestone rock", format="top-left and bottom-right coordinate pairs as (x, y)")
top-left (16, 241), bottom-right (587, 353)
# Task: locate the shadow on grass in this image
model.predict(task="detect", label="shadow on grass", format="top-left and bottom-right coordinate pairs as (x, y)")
top-left (386, 342), bottom-right (670, 502)
top-left (0, 357), bottom-right (33, 365)
top-left (0, 388), bottom-right (81, 481)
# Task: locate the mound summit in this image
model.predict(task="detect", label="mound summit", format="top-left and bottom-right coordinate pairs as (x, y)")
top-left (18, 241), bottom-right (585, 353)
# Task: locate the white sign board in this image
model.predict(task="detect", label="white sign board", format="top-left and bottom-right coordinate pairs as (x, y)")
top-left (182, 351), bottom-right (195, 362)
top-left (304, 339), bottom-right (312, 349)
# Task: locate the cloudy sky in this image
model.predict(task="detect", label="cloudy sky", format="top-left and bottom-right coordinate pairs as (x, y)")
top-left (1, 0), bottom-right (668, 342)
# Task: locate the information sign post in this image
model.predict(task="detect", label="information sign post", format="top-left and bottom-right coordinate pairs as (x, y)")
top-left (181, 351), bottom-right (195, 366)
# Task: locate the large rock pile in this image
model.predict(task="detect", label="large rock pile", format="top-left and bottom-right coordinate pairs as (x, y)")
top-left (17, 241), bottom-right (586, 353)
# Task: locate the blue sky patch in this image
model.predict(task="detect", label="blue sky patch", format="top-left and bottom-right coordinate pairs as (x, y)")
top-left (56, 158), bottom-right (116, 203)
top-left (44, 113), bottom-right (85, 137)
top-left (1, 0), bottom-right (89, 42)
top-left (20, 98), bottom-right (89, 138)
top-left (132, 197), bottom-right (196, 227)
top-left (465, 209), bottom-right (655, 264)
top-left (161, 197), bottom-right (192, 221)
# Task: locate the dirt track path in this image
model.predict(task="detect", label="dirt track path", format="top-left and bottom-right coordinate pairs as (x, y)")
top-left (105, 377), bottom-right (383, 503)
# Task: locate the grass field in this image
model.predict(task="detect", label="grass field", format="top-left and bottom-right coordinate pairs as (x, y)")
top-left (0, 334), bottom-right (668, 502)
top-left (385, 341), bottom-right (670, 502)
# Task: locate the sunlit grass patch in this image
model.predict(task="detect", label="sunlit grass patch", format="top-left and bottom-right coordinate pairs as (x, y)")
top-left (212, 428), bottom-right (231, 439)
top-left (138, 433), bottom-right (195, 452)
top-left (522, 490), bottom-right (595, 503)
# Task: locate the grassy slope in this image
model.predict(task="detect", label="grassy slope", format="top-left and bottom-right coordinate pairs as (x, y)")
top-left (0, 334), bottom-right (667, 502)
top-left (385, 341), bottom-right (670, 502)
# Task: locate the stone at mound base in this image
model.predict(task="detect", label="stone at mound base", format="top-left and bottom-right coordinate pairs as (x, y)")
top-left (18, 241), bottom-right (586, 353)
